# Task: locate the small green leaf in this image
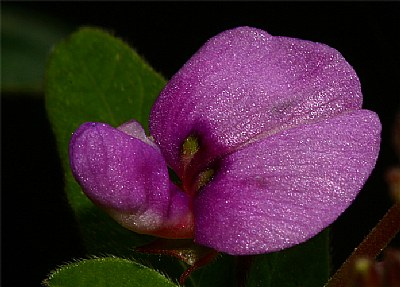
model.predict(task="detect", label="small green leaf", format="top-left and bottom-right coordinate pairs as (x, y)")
top-left (44, 257), bottom-right (178, 287)
top-left (45, 27), bottom-right (166, 256)
top-left (245, 229), bottom-right (330, 287)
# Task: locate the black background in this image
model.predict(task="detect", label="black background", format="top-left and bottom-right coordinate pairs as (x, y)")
top-left (2, 2), bottom-right (400, 286)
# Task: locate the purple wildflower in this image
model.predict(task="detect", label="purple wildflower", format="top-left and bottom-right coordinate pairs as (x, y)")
top-left (69, 27), bottom-right (381, 255)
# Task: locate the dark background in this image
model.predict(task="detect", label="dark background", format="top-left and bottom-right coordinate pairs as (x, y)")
top-left (2, 2), bottom-right (400, 286)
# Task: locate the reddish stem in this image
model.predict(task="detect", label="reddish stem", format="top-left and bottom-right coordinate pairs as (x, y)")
top-left (325, 202), bottom-right (400, 287)
top-left (179, 250), bottom-right (219, 286)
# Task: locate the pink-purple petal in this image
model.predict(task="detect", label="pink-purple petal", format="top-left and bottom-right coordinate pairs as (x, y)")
top-left (193, 110), bottom-right (381, 255)
top-left (117, 119), bottom-right (158, 148)
top-left (69, 122), bottom-right (193, 238)
top-left (150, 26), bottom-right (362, 174)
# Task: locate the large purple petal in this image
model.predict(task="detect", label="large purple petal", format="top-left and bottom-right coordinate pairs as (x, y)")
top-left (150, 26), bottom-right (362, 175)
top-left (193, 110), bottom-right (381, 255)
top-left (69, 122), bottom-right (193, 238)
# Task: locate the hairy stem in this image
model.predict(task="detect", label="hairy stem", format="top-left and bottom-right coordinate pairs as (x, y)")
top-left (325, 202), bottom-right (400, 287)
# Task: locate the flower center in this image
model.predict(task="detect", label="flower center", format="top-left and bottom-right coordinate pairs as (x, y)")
top-left (194, 168), bottom-right (215, 191)
top-left (182, 135), bottom-right (200, 170)
top-left (180, 135), bottom-right (215, 196)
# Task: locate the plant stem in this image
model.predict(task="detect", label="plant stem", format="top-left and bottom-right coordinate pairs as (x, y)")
top-left (325, 202), bottom-right (400, 287)
top-left (236, 255), bottom-right (254, 287)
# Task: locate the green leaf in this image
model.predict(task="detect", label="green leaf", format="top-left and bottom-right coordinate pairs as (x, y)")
top-left (245, 229), bottom-right (330, 287)
top-left (2, 5), bottom-right (72, 94)
top-left (45, 27), bottom-right (166, 256)
top-left (43, 257), bottom-right (178, 287)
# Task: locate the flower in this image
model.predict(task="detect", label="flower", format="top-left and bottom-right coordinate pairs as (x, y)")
top-left (69, 27), bottom-right (381, 255)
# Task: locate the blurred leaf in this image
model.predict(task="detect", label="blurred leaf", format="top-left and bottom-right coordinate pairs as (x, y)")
top-left (245, 229), bottom-right (330, 287)
top-left (43, 257), bottom-right (178, 287)
top-left (1, 6), bottom-right (72, 94)
top-left (45, 27), bottom-right (166, 256)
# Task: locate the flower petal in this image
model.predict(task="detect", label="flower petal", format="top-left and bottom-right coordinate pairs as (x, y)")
top-left (69, 122), bottom-right (193, 238)
top-left (193, 110), bottom-right (381, 255)
top-left (150, 26), bottom-right (362, 175)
